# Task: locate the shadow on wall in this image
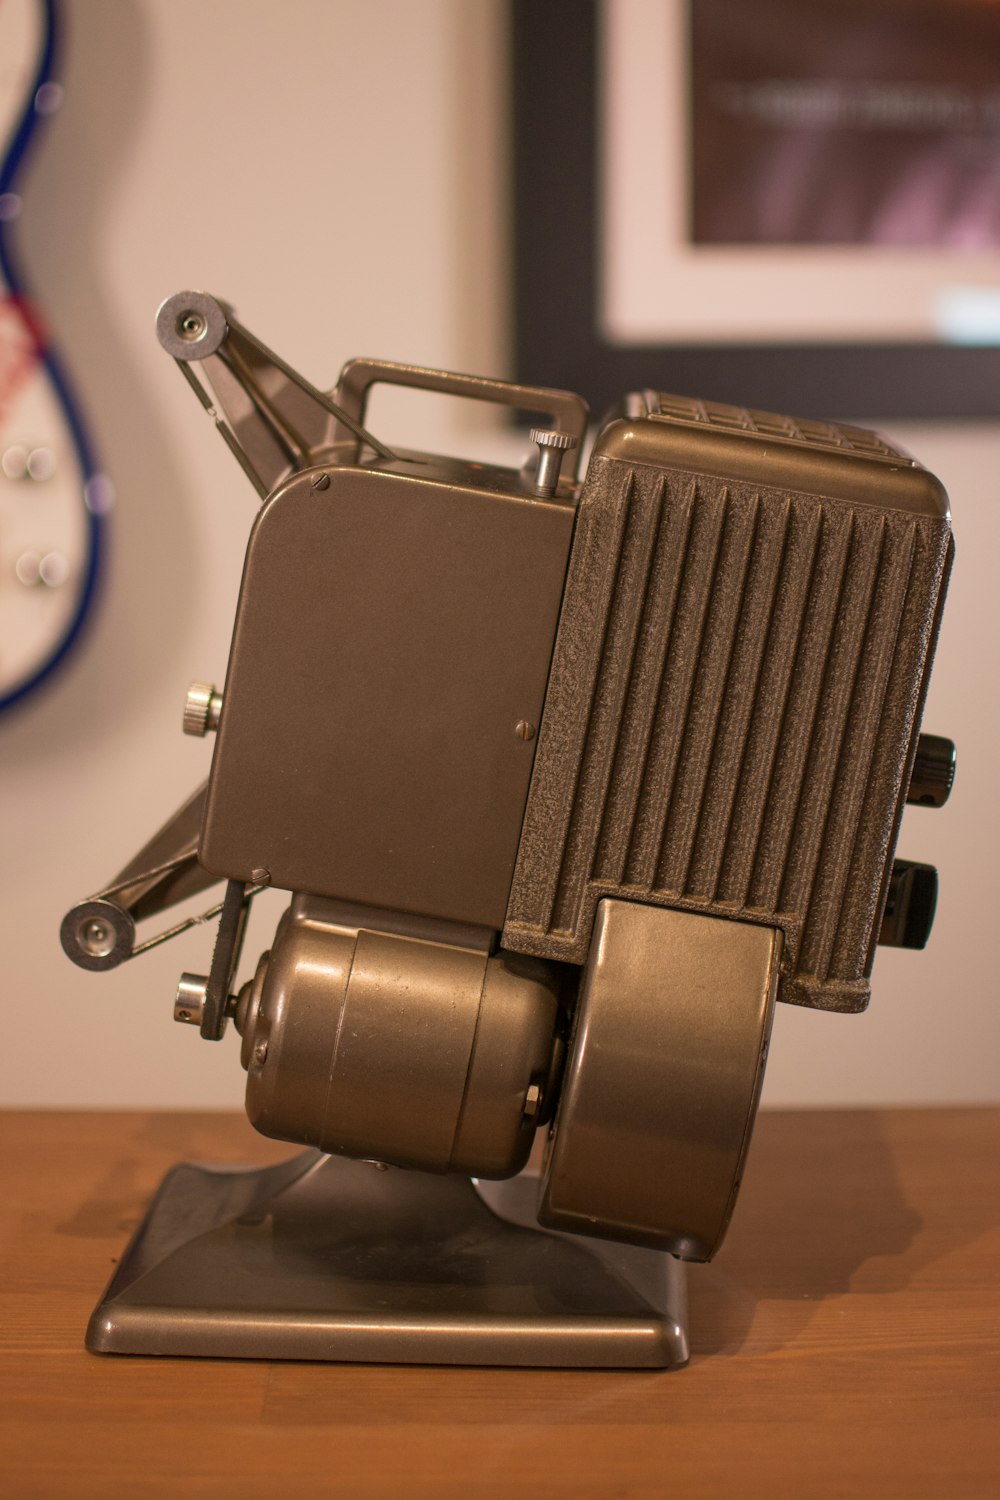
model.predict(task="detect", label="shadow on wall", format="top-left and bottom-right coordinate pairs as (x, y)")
top-left (6, 0), bottom-right (199, 763)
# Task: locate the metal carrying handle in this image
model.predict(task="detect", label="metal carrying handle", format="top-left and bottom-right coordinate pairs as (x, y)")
top-left (332, 358), bottom-right (590, 483)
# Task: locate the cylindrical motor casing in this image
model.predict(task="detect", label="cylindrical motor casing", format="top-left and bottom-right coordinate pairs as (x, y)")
top-left (237, 895), bottom-right (560, 1179)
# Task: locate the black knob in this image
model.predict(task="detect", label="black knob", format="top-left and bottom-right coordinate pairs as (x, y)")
top-left (878, 861), bottom-right (938, 950)
top-left (907, 733), bottom-right (955, 808)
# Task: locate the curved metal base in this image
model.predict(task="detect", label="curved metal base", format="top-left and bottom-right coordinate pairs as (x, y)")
top-left (86, 1152), bottom-right (688, 1369)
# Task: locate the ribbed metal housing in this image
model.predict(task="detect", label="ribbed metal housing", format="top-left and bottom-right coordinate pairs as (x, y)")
top-left (503, 405), bottom-right (953, 1013)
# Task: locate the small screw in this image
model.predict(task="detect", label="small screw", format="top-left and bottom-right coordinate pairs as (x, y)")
top-left (253, 1040), bottom-right (269, 1065)
top-left (79, 918), bottom-right (114, 958)
top-left (515, 720), bottom-right (536, 742)
top-left (311, 472), bottom-right (330, 491)
top-left (250, 867), bottom-right (270, 885)
top-left (177, 311), bottom-right (206, 342)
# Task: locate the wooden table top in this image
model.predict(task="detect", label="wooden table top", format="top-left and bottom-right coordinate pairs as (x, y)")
top-left (1, 1107), bottom-right (997, 1499)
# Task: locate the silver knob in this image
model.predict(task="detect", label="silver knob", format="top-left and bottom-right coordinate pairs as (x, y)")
top-left (529, 427), bottom-right (579, 497)
top-left (183, 681), bottom-right (223, 737)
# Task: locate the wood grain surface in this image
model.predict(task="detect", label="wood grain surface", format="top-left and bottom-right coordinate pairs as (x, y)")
top-left (1, 1108), bottom-right (997, 1499)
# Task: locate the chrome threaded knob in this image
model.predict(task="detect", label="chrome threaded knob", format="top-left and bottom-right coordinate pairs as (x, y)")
top-left (183, 681), bottom-right (223, 737)
top-left (529, 427), bottom-right (579, 497)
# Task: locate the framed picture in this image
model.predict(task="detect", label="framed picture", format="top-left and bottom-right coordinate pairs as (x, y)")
top-left (513, 0), bottom-right (1000, 418)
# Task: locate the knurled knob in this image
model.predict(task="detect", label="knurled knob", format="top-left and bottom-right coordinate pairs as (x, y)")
top-left (529, 427), bottom-right (577, 452)
top-left (183, 681), bottom-right (223, 737)
top-left (529, 427), bottom-right (579, 497)
top-left (907, 733), bottom-right (956, 808)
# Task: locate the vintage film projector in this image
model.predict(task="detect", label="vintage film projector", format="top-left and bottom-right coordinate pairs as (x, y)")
top-left (62, 291), bottom-right (954, 1367)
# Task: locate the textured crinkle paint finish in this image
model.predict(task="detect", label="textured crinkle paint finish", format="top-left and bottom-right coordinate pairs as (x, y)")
top-left (503, 405), bottom-right (953, 1014)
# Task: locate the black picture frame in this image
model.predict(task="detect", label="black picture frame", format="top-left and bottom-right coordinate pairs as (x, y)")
top-left (512, 0), bottom-right (1000, 419)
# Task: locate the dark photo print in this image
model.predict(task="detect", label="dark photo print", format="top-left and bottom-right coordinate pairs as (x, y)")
top-left (690, 0), bottom-right (1000, 247)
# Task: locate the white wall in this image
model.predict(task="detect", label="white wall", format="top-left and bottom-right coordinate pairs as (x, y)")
top-left (2, 0), bottom-right (996, 1111)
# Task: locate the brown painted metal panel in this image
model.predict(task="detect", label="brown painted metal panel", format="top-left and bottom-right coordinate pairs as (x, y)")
top-left (201, 463), bottom-right (573, 929)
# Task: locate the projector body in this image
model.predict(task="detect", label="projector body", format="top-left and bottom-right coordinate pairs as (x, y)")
top-left (61, 294), bottom-right (954, 1364)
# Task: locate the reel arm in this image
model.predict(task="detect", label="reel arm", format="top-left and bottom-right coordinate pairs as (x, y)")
top-left (59, 781), bottom-right (223, 971)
